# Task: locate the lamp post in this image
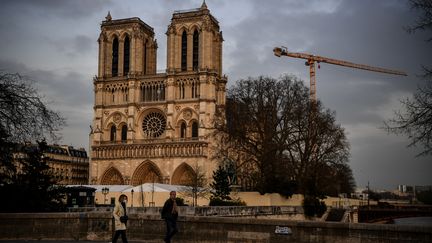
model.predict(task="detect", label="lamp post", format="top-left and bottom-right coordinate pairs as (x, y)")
top-left (101, 187), bottom-right (109, 205)
top-left (131, 189), bottom-right (134, 208)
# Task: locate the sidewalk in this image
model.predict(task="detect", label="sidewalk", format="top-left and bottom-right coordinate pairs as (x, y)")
top-left (0, 241), bottom-right (162, 243)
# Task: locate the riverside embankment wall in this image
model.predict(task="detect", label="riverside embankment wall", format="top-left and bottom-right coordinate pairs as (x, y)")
top-left (0, 212), bottom-right (431, 243)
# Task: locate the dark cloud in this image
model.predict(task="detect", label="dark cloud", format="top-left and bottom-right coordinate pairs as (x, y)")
top-left (350, 132), bottom-right (432, 189)
top-left (0, 0), bottom-right (113, 19)
top-left (46, 35), bottom-right (95, 56)
top-left (0, 59), bottom-right (92, 108)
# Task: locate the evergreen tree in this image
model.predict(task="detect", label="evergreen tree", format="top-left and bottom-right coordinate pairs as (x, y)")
top-left (1, 141), bottom-right (65, 212)
top-left (210, 165), bottom-right (231, 200)
top-left (416, 190), bottom-right (432, 205)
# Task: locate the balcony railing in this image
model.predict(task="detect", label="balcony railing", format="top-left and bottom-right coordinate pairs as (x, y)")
top-left (92, 138), bottom-right (208, 159)
top-left (99, 136), bottom-right (204, 145)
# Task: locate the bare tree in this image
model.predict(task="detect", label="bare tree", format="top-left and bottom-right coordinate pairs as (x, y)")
top-left (407, 0), bottom-right (432, 41)
top-left (213, 75), bottom-right (352, 198)
top-left (179, 164), bottom-right (210, 206)
top-left (0, 71), bottom-right (66, 212)
top-left (384, 1), bottom-right (432, 156)
top-left (0, 71), bottom-right (65, 143)
top-left (384, 82), bottom-right (432, 156)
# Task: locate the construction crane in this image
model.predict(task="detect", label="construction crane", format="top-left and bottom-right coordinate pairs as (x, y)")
top-left (273, 46), bottom-right (407, 103)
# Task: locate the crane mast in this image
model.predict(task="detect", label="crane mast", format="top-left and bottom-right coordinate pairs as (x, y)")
top-left (273, 47), bottom-right (407, 102)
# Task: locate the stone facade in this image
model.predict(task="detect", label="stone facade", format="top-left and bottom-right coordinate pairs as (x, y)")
top-left (90, 3), bottom-right (227, 186)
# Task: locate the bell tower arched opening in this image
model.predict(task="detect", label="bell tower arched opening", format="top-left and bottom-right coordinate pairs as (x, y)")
top-left (112, 37), bottom-right (119, 77)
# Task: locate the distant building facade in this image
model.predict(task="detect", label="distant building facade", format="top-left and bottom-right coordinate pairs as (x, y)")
top-left (89, 2), bottom-right (227, 186)
top-left (46, 145), bottom-right (89, 184)
top-left (398, 184), bottom-right (414, 194)
top-left (414, 185), bottom-right (432, 193)
top-left (13, 144), bottom-right (89, 185)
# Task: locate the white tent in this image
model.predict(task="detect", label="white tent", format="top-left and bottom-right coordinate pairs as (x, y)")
top-left (70, 183), bottom-right (191, 193)
top-left (72, 185), bottom-right (133, 192)
top-left (122, 183), bottom-right (190, 193)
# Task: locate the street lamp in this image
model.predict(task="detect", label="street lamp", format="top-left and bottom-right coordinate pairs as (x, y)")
top-left (131, 189), bottom-right (134, 208)
top-left (101, 187), bottom-right (109, 205)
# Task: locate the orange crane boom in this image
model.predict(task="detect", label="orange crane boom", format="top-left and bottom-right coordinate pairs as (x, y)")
top-left (273, 46), bottom-right (407, 102)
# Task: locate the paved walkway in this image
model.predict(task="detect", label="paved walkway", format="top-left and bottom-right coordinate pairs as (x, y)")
top-left (0, 241), bottom-right (162, 243)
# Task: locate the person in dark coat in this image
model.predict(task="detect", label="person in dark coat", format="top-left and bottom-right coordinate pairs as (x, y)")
top-left (161, 191), bottom-right (178, 243)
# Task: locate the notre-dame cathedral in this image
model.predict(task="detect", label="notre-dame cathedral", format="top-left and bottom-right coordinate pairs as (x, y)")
top-left (89, 2), bottom-right (227, 186)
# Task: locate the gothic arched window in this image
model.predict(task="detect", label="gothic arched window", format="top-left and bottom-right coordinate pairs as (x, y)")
top-left (193, 30), bottom-right (199, 70)
top-left (181, 31), bottom-right (187, 71)
top-left (112, 37), bottom-right (119, 77)
top-left (180, 122), bottom-right (187, 138)
top-left (121, 124), bottom-right (127, 142)
top-left (110, 125), bottom-right (116, 142)
top-left (192, 121), bottom-right (199, 138)
top-left (123, 36), bottom-right (130, 75)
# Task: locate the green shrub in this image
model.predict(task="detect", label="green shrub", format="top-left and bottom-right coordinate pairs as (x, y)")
top-left (302, 196), bottom-right (327, 218)
top-left (417, 190), bottom-right (432, 205)
top-left (209, 197), bottom-right (246, 206)
top-left (176, 197), bottom-right (185, 206)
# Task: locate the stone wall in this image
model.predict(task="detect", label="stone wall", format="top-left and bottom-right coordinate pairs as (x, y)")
top-left (0, 212), bottom-right (431, 243)
top-left (68, 206), bottom-right (307, 220)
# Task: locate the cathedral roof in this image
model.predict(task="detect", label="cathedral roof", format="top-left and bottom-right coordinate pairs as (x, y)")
top-left (172, 2), bottom-right (219, 26)
top-left (102, 16), bottom-right (154, 34)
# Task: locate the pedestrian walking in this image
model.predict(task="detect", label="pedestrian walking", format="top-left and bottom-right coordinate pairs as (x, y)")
top-left (161, 191), bottom-right (178, 243)
top-left (112, 194), bottom-right (129, 243)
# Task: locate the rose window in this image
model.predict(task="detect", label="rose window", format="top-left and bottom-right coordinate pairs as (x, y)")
top-left (142, 112), bottom-right (166, 138)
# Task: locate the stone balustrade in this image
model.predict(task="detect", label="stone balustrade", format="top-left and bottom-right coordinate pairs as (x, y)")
top-left (92, 140), bottom-right (208, 159)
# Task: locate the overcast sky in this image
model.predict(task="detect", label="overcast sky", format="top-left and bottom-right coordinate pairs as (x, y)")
top-left (0, 0), bottom-right (431, 190)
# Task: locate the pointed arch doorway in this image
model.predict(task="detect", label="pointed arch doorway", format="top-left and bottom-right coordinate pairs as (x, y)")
top-left (171, 163), bottom-right (196, 185)
top-left (131, 161), bottom-right (163, 186)
top-left (100, 167), bottom-right (125, 185)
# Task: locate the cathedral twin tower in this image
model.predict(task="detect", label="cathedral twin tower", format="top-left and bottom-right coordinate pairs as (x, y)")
top-left (90, 3), bottom-right (227, 186)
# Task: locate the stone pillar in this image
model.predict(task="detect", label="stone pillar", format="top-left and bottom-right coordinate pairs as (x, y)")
top-left (131, 35), bottom-right (137, 74)
top-left (166, 27), bottom-right (175, 72)
top-left (98, 33), bottom-right (106, 77)
top-left (143, 39), bottom-right (147, 74)
top-left (148, 40), bottom-right (157, 74)
top-left (218, 33), bottom-right (223, 75)
top-left (176, 34), bottom-right (181, 72)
